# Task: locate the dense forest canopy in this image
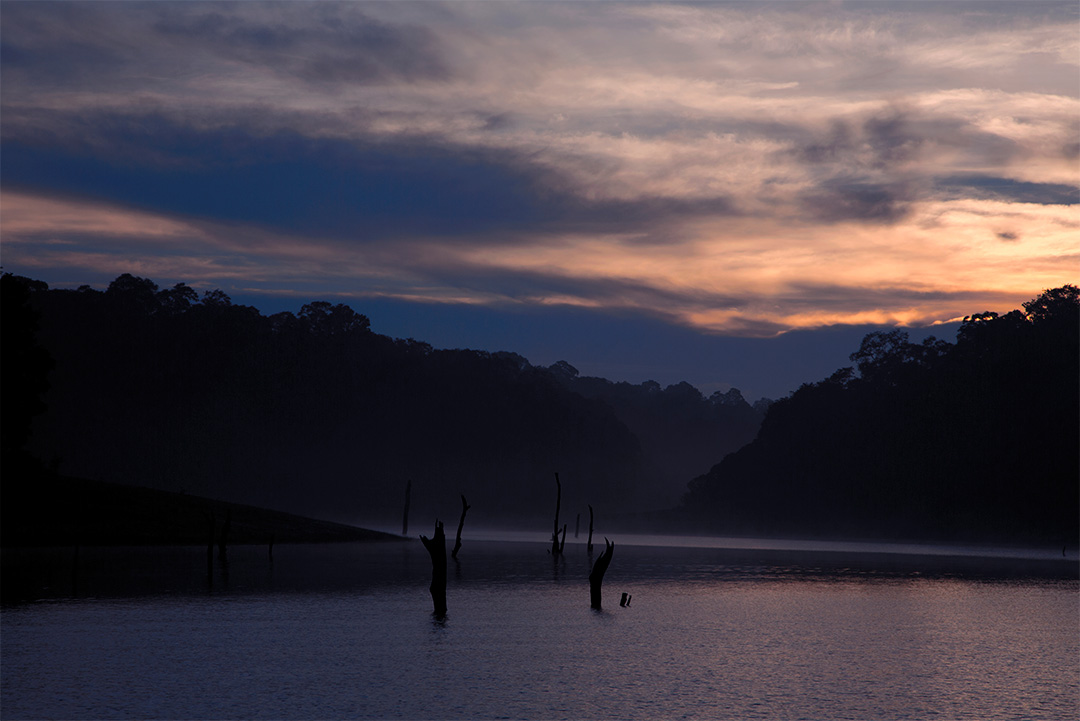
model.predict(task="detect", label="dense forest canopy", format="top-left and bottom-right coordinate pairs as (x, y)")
top-left (3, 273), bottom-right (1075, 543)
top-left (2, 273), bottom-right (761, 526)
top-left (681, 285), bottom-right (1079, 544)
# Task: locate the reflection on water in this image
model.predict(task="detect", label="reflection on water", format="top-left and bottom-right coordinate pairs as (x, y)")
top-left (3, 534), bottom-right (1075, 603)
top-left (2, 538), bottom-right (1077, 720)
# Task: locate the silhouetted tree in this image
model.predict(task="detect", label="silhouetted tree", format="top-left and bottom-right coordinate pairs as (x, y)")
top-left (13, 274), bottom-right (653, 524)
top-left (0, 274), bottom-right (53, 472)
top-left (681, 286), bottom-right (1079, 544)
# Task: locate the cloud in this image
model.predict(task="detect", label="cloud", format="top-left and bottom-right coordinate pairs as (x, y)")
top-left (150, 4), bottom-right (452, 86)
top-left (1, 1), bottom-right (1076, 340)
top-left (799, 178), bottom-right (916, 223)
top-left (935, 176), bottom-right (1080, 205)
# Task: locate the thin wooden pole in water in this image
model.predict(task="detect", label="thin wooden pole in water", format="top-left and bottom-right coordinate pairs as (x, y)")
top-left (587, 504), bottom-right (594, 553)
top-left (550, 472), bottom-right (562, 556)
top-left (451, 494), bottom-right (470, 560)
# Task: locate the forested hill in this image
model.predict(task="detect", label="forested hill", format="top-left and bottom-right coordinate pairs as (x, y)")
top-left (545, 361), bottom-right (763, 505)
top-left (680, 286), bottom-right (1079, 545)
top-left (2, 273), bottom-right (762, 526)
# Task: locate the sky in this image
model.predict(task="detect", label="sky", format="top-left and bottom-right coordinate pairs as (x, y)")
top-left (1, 1), bottom-right (1077, 400)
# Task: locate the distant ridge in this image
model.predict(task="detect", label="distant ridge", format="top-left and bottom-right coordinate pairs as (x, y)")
top-left (2, 473), bottom-right (403, 547)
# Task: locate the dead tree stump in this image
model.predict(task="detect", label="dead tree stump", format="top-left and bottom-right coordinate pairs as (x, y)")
top-left (420, 520), bottom-right (448, 617)
top-left (589, 538), bottom-right (614, 610)
top-left (550, 472), bottom-right (562, 556)
top-left (451, 494), bottom-right (471, 560)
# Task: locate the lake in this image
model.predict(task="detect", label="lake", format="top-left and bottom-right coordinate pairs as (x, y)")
top-left (2, 534), bottom-right (1077, 720)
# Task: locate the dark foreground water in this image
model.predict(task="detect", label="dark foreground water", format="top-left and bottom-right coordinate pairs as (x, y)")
top-left (2, 536), bottom-right (1077, 720)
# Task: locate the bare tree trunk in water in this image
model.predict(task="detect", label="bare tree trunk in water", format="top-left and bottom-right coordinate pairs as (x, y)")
top-left (587, 505), bottom-right (594, 553)
top-left (451, 494), bottom-right (470, 560)
top-left (559, 524), bottom-right (567, 553)
top-left (420, 520), bottom-right (447, 617)
top-left (589, 538), bottom-right (614, 610)
top-left (206, 512), bottom-right (216, 585)
top-left (550, 472), bottom-right (562, 556)
top-left (402, 480), bottom-right (412, 536)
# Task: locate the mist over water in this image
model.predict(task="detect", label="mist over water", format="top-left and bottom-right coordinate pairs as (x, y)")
top-left (3, 538), bottom-right (1076, 720)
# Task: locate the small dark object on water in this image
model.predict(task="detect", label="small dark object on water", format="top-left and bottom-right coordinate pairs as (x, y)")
top-left (619, 592), bottom-right (632, 607)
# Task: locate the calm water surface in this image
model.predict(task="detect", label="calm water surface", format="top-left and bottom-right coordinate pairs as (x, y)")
top-left (2, 536), bottom-right (1077, 720)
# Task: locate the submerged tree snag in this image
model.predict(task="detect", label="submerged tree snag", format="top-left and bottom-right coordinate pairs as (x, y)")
top-left (451, 494), bottom-right (470, 560)
top-left (589, 538), bottom-right (614, 610)
top-left (420, 520), bottom-right (448, 617)
top-left (587, 504), bottom-right (595, 553)
top-left (550, 472), bottom-right (562, 556)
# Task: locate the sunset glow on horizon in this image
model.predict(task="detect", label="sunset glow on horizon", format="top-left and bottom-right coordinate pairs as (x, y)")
top-left (2, 1), bottom-right (1076, 354)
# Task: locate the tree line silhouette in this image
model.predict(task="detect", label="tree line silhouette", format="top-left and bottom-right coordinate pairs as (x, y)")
top-left (2, 273), bottom-right (761, 526)
top-left (680, 286), bottom-right (1079, 544)
top-left (5, 273), bottom-right (1073, 544)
